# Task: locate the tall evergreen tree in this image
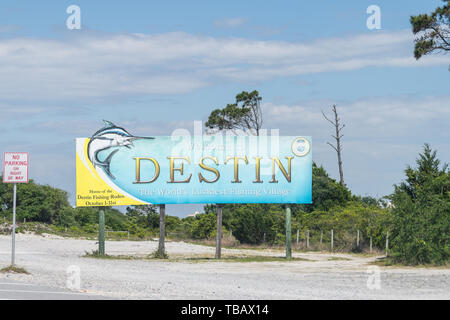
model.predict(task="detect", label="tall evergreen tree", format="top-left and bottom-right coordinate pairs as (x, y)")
top-left (390, 144), bottom-right (449, 265)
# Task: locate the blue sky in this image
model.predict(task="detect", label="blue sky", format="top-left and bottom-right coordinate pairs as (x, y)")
top-left (0, 0), bottom-right (449, 216)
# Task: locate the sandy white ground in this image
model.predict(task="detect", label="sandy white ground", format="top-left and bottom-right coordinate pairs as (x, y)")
top-left (0, 234), bottom-right (448, 299)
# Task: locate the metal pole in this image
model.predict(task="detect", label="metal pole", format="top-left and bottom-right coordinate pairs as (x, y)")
top-left (320, 231), bottom-right (323, 246)
top-left (11, 183), bottom-right (17, 266)
top-left (158, 204), bottom-right (166, 257)
top-left (296, 229), bottom-right (299, 247)
top-left (215, 204), bottom-right (223, 259)
top-left (98, 209), bottom-right (105, 255)
top-left (285, 205), bottom-right (292, 259)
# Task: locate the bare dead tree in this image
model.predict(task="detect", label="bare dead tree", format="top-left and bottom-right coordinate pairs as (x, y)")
top-left (322, 105), bottom-right (345, 186)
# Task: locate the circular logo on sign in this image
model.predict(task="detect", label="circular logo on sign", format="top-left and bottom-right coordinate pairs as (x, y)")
top-left (291, 137), bottom-right (310, 157)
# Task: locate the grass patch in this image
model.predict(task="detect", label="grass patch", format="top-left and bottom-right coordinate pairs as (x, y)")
top-left (184, 240), bottom-right (286, 251)
top-left (328, 256), bottom-right (352, 261)
top-left (81, 250), bottom-right (313, 263)
top-left (0, 265), bottom-right (30, 274)
top-left (82, 250), bottom-right (140, 260)
top-left (150, 249), bottom-right (169, 259)
top-left (180, 255), bottom-right (314, 263)
top-left (371, 257), bottom-right (450, 268)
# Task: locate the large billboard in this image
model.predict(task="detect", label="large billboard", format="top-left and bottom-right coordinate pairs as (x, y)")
top-left (76, 121), bottom-right (312, 206)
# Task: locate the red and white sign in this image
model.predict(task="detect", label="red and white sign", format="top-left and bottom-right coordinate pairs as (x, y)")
top-left (2, 152), bottom-right (29, 183)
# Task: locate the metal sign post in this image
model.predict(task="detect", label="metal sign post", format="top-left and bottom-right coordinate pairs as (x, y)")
top-left (11, 183), bottom-right (17, 265)
top-left (3, 152), bottom-right (29, 266)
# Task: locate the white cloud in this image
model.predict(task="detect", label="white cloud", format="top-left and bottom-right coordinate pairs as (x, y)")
top-left (214, 17), bottom-right (247, 28)
top-left (0, 30), bottom-right (448, 101)
top-left (262, 96), bottom-right (450, 196)
top-left (264, 96), bottom-right (450, 140)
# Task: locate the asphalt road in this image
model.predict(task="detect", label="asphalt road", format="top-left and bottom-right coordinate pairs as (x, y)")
top-left (0, 278), bottom-right (112, 300)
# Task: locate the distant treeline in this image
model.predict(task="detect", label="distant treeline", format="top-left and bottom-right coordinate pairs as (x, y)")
top-left (0, 144), bottom-right (448, 265)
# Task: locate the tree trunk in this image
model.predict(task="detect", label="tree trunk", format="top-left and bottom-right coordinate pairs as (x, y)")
top-left (322, 105), bottom-right (345, 186)
top-left (333, 106), bottom-right (344, 186)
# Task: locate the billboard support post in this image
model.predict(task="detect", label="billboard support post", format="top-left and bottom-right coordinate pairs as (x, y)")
top-left (158, 204), bottom-right (166, 257)
top-left (285, 205), bottom-right (292, 259)
top-left (98, 210), bottom-right (105, 255)
top-left (215, 204), bottom-right (223, 259)
top-left (11, 183), bottom-right (17, 265)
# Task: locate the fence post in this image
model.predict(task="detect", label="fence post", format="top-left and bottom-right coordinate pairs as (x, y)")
top-left (385, 231), bottom-right (389, 256)
top-left (357, 229), bottom-right (360, 248)
top-left (320, 231), bottom-right (323, 246)
top-left (306, 230), bottom-right (310, 249)
top-left (331, 229), bottom-right (334, 252)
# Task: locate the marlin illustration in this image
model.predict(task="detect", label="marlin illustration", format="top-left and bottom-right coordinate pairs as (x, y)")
top-left (87, 120), bottom-right (154, 179)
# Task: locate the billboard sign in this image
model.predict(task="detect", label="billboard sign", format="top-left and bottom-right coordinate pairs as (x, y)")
top-left (76, 121), bottom-right (312, 206)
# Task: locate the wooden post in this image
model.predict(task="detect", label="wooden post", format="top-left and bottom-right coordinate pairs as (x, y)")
top-left (285, 205), bottom-right (292, 259)
top-left (98, 209), bottom-right (105, 255)
top-left (215, 204), bottom-right (223, 259)
top-left (296, 229), bottom-right (299, 247)
top-left (158, 204), bottom-right (166, 257)
top-left (385, 231), bottom-right (389, 256)
top-left (306, 230), bottom-right (310, 249)
top-left (357, 229), bottom-right (360, 248)
top-left (320, 231), bottom-right (323, 246)
top-left (370, 235), bottom-right (373, 253)
top-left (331, 229), bottom-right (334, 252)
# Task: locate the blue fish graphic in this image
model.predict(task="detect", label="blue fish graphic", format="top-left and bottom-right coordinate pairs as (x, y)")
top-left (87, 120), bottom-right (154, 179)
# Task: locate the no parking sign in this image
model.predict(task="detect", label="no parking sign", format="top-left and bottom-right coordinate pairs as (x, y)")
top-left (2, 151), bottom-right (29, 266)
top-left (3, 152), bottom-right (29, 183)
